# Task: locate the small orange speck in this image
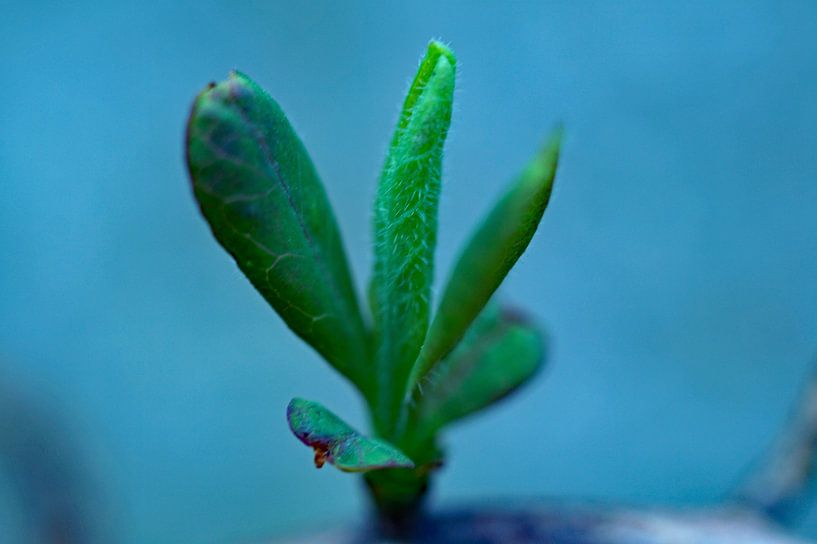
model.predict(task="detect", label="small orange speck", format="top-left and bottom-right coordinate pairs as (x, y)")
top-left (313, 448), bottom-right (329, 469)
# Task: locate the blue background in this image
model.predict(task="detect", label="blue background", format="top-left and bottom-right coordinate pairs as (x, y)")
top-left (2, 2), bottom-right (817, 542)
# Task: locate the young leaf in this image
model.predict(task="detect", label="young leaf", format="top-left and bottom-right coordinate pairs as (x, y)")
top-left (409, 130), bottom-right (561, 393)
top-left (370, 42), bottom-right (456, 434)
top-left (287, 398), bottom-right (414, 472)
top-left (408, 305), bottom-right (545, 442)
top-left (186, 72), bottom-right (372, 395)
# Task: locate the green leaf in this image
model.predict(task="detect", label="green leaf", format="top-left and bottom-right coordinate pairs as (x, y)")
top-left (186, 71), bottom-right (372, 395)
top-left (287, 398), bottom-right (414, 472)
top-left (370, 41), bottom-right (456, 434)
top-left (409, 129), bottom-right (561, 392)
top-left (408, 304), bottom-right (545, 442)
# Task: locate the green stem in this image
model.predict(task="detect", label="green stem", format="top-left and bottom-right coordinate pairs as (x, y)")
top-left (362, 428), bottom-right (443, 537)
top-left (363, 468), bottom-right (430, 539)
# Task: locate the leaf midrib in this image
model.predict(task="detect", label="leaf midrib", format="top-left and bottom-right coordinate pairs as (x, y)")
top-left (204, 85), bottom-right (369, 386)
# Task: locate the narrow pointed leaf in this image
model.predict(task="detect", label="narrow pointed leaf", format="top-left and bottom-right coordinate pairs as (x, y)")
top-left (370, 42), bottom-right (456, 433)
top-left (186, 72), bottom-right (371, 394)
top-left (287, 398), bottom-right (414, 472)
top-left (409, 305), bottom-right (545, 440)
top-left (410, 130), bottom-right (561, 392)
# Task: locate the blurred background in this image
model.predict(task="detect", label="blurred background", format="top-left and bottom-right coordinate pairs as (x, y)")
top-left (2, 1), bottom-right (817, 543)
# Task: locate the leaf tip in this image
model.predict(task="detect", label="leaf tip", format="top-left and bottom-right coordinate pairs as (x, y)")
top-left (534, 124), bottom-right (563, 166)
top-left (427, 39), bottom-right (456, 67)
top-left (545, 123), bottom-right (564, 152)
top-left (286, 397), bottom-right (315, 445)
top-left (517, 125), bottom-right (563, 199)
top-left (426, 41), bottom-right (456, 89)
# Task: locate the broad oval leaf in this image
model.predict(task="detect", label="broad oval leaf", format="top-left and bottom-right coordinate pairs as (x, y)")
top-left (370, 42), bottom-right (456, 434)
top-left (287, 398), bottom-right (414, 472)
top-left (408, 304), bottom-right (545, 442)
top-left (409, 130), bottom-right (561, 392)
top-left (186, 72), bottom-right (371, 394)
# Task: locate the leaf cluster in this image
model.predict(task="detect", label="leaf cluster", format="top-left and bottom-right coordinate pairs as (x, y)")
top-left (186, 41), bottom-right (561, 477)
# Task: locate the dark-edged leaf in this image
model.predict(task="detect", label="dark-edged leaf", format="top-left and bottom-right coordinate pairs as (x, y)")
top-left (408, 304), bottom-right (545, 441)
top-left (369, 42), bottom-right (456, 434)
top-left (186, 72), bottom-right (371, 395)
top-left (409, 129), bottom-right (561, 392)
top-left (287, 398), bottom-right (414, 472)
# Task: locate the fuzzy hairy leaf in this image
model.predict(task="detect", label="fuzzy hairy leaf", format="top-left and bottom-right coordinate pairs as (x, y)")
top-left (409, 130), bottom-right (561, 393)
top-left (287, 398), bottom-right (414, 472)
top-left (370, 42), bottom-right (456, 434)
top-left (186, 72), bottom-right (371, 395)
top-left (409, 305), bottom-right (545, 440)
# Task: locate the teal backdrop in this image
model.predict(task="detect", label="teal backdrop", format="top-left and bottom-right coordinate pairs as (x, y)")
top-left (1, 2), bottom-right (816, 543)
